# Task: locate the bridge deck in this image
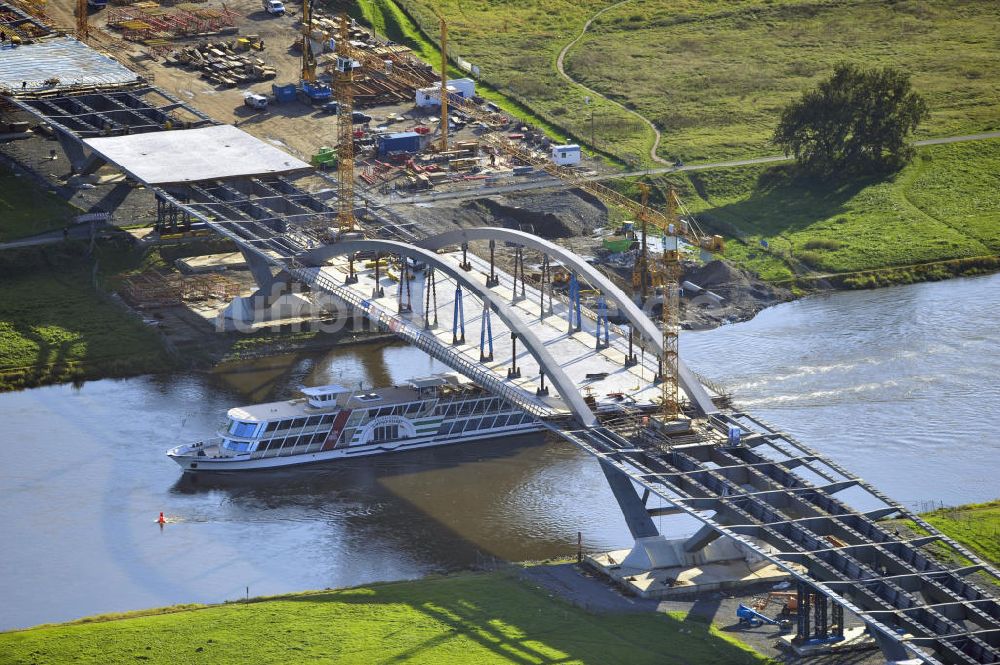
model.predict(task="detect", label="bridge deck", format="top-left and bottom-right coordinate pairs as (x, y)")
top-left (308, 250), bottom-right (669, 417)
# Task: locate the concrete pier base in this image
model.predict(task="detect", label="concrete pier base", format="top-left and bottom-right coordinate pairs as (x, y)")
top-left (777, 626), bottom-right (877, 657)
top-left (584, 535), bottom-right (802, 600)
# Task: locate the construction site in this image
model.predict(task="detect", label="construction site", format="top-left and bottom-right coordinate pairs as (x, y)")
top-left (9, 3), bottom-right (997, 665)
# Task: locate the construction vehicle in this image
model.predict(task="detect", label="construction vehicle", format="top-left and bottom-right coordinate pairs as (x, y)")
top-left (298, 0), bottom-right (332, 102)
top-left (736, 603), bottom-right (791, 629)
top-left (243, 92), bottom-right (268, 111)
top-left (261, 0), bottom-right (284, 15)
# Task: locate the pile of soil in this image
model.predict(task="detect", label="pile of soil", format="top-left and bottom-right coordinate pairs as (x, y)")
top-left (682, 259), bottom-right (792, 330)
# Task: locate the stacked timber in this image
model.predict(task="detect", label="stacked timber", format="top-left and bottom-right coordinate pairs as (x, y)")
top-left (163, 39), bottom-right (276, 87)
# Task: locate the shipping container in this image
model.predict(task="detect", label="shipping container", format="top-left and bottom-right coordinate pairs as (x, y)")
top-left (271, 83), bottom-right (297, 103)
top-left (378, 131), bottom-right (421, 156)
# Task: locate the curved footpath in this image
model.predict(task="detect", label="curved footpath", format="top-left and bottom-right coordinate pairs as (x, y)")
top-left (555, 0), bottom-right (670, 165)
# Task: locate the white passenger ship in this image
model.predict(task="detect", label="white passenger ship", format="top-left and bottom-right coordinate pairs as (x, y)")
top-left (167, 374), bottom-right (545, 472)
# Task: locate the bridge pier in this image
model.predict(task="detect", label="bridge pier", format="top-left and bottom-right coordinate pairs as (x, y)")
top-left (512, 246), bottom-right (526, 303)
top-left (539, 254), bottom-right (554, 318)
top-left (535, 371), bottom-right (549, 397)
top-left (567, 273), bottom-right (582, 332)
top-left (459, 243), bottom-right (471, 271)
top-left (599, 459), bottom-right (659, 540)
top-left (57, 130), bottom-right (105, 175)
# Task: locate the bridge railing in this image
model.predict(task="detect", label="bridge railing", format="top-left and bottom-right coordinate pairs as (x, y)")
top-left (290, 263), bottom-right (559, 422)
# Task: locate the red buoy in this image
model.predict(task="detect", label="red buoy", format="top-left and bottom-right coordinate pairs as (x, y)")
top-left (157, 512), bottom-right (166, 525)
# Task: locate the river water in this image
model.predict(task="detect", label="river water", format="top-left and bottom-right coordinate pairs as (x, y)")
top-left (1, 273), bottom-right (998, 629)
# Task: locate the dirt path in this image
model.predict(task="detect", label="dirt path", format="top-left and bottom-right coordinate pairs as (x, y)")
top-left (555, 0), bottom-right (670, 165)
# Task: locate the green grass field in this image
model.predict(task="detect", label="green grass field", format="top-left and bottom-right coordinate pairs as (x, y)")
top-left (0, 244), bottom-right (170, 391)
top-left (923, 500), bottom-right (1000, 566)
top-left (0, 166), bottom-right (79, 242)
top-left (679, 139), bottom-right (1000, 282)
top-left (569, 0), bottom-right (1000, 162)
top-left (394, 0), bottom-right (1000, 164)
top-left (0, 571), bottom-right (766, 665)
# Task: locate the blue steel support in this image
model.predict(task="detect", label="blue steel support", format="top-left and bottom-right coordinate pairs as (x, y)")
top-left (451, 285), bottom-right (465, 344)
top-left (479, 307), bottom-right (494, 362)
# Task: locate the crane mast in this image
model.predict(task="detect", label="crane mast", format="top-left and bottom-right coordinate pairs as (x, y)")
top-left (76, 0), bottom-right (88, 40)
top-left (301, 0), bottom-right (316, 82)
top-left (659, 187), bottom-right (681, 421)
top-left (335, 14), bottom-right (355, 235)
top-left (437, 13), bottom-right (448, 150)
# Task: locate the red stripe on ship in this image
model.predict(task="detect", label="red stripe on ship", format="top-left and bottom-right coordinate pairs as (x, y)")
top-left (322, 409), bottom-right (352, 451)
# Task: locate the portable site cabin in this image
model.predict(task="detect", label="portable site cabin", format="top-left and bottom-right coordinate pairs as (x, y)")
top-left (551, 144), bottom-right (581, 166)
top-left (414, 77), bottom-right (476, 107)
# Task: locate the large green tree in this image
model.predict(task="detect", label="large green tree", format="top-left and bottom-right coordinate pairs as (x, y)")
top-left (773, 63), bottom-right (929, 174)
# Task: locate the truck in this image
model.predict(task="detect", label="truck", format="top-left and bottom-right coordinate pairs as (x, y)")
top-left (261, 0), bottom-right (285, 15)
top-left (87, 0), bottom-right (109, 8)
top-left (300, 80), bottom-right (333, 103)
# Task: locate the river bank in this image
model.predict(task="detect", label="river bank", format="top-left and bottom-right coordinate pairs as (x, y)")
top-left (1, 500), bottom-right (994, 664)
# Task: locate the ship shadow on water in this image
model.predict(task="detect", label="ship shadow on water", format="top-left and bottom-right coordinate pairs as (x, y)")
top-left (166, 433), bottom-right (571, 571)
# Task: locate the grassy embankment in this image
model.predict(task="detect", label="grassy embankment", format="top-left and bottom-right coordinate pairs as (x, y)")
top-left (0, 165), bottom-right (79, 241)
top-left (394, 0), bottom-right (1000, 285)
top-left (0, 570), bottom-right (766, 665)
top-left (0, 241), bottom-right (174, 391)
top-left (3, 500), bottom-right (997, 663)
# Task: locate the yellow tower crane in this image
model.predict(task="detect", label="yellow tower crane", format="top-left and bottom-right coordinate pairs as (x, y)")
top-left (659, 187), bottom-right (682, 422)
top-left (436, 12), bottom-right (448, 151)
top-left (76, 0), bottom-right (88, 41)
top-left (300, 0), bottom-right (316, 83)
top-left (335, 14), bottom-right (356, 237)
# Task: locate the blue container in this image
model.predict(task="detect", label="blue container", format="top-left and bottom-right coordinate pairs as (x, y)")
top-left (378, 132), bottom-right (421, 156)
top-left (271, 83), bottom-right (297, 104)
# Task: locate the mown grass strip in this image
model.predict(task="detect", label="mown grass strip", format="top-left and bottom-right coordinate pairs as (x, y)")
top-left (0, 570), bottom-right (768, 664)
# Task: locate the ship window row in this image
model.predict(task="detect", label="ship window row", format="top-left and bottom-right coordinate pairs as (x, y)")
top-left (369, 402), bottom-right (424, 419)
top-left (262, 414), bottom-right (338, 434)
top-left (440, 412), bottom-right (532, 435)
top-left (222, 439), bottom-right (253, 452)
top-left (372, 424), bottom-right (399, 442)
top-left (434, 397), bottom-right (506, 418)
top-left (258, 431), bottom-right (329, 452)
top-left (228, 421), bottom-right (259, 438)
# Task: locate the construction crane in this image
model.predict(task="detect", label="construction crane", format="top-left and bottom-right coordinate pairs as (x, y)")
top-left (334, 14), bottom-right (355, 237)
top-left (75, 0), bottom-right (88, 40)
top-left (300, 0), bottom-right (315, 83)
top-left (658, 187), bottom-right (682, 422)
top-left (436, 14), bottom-right (449, 149)
top-left (632, 182), bottom-right (655, 301)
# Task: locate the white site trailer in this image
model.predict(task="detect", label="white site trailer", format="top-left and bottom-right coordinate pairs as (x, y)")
top-left (551, 144), bottom-right (581, 166)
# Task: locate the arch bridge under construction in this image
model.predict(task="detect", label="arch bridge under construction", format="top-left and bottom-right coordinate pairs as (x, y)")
top-left (2, 24), bottom-right (999, 665)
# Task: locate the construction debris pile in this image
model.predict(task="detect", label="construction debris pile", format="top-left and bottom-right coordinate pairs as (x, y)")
top-left (106, 2), bottom-right (238, 45)
top-left (163, 37), bottom-right (274, 87)
top-left (0, 1), bottom-right (48, 43)
top-left (121, 271), bottom-right (241, 308)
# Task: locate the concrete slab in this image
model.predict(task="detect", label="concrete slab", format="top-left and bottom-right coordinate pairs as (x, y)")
top-left (777, 626), bottom-right (877, 656)
top-left (83, 125), bottom-right (311, 185)
top-left (176, 252), bottom-right (247, 274)
top-left (0, 37), bottom-right (140, 94)
top-left (587, 550), bottom-right (795, 600)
